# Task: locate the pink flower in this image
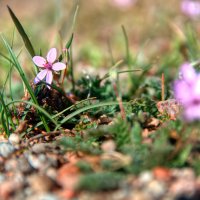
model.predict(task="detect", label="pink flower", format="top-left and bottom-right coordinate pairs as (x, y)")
top-left (181, 0), bottom-right (200, 18)
top-left (33, 48), bottom-right (66, 88)
top-left (174, 62), bottom-right (200, 121)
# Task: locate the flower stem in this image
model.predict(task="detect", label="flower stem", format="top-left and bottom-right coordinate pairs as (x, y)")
top-left (161, 73), bottom-right (165, 101)
top-left (113, 80), bottom-right (126, 120)
top-left (68, 47), bottom-right (75, 92)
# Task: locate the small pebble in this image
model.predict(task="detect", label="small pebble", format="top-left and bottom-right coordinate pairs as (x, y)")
top-left (0, 174), bottom-right (5, 183)
top-left (26, 193), bottom-right (59, 200)
top-left (0, 180), bottom-right (16, 199)
top-left (153, 167), bottom-right (171, 181)
top-left (0, 142), bottom-right (14, 158)
top-left (28, 174), bottom-right (55, 193)
top-left (18, 157), bottom-right (33, 174)
top-left (0, 178), bottom-right (23, 199)
top-left (5, 159), bottom-right (18, 171)
top-left (46, 167), bottom-right (57, 180)
top-left (170, 178), bottom-right (196, 196)
top-left (180, 168), bottom-right (195, 180)
top-left (172, 168), bottom-right (195, 180)
top-left (8, 133), bottom-right (20, 147)
top-left (130, 191), bottom-right (151, 200)
top-left (101, 140), bottom-right (116, 152)
top-left (146, 180), bottom-right (166, 199)
top-left (27, 153), bottom-right (49, 170)
top-left (13, 171), bottom-right (25, 185)
top-left (139, 171), bottom-right (153, 185)
top-left (46, 153), bottom-right (58, 167)
top-left (31, 143), bottom-right (47, 153)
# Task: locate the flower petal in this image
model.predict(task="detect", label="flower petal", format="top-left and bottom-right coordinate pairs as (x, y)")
top-left (174, 80), bottom-right (191, 105)
top-left (47, 48), bottom-right (57, 63)
top-left (192, 74), bottom-right (200, 98)
top-left (184, 104), bottom-right (200, 121)
top-left (46, 70), bottom-right (53, 88)
top-left (34, 69), bottom-right (48, 84)
top-left (180, 62), bottom-right (196, 83)
top-left (33, 56), bottom-right (46, 67)
top-left (181, 0), bottom-right (200, 18)
top-left (52, 62), bottom-right (66, 71)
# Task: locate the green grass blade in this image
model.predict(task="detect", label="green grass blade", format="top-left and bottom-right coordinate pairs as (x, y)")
top-left (59, 0), bottom-right (79, 38)
top-left (55, 101), bottom-right (129, 130)
top-left (121, 25), bottom-right (130, 67)
top-left (71, 4), bottom-right (79, 33)
top-left (1, 36), bottom-right (50, 131)
top-left (7, 6), bottom-right (35, 57)
top-left (6, 100), bottom-right (58, 127)
top-left (33, 98), bottom-right (96, 129)
top-left (107, 39), bottom-right (115, 65)
top-left (68, 45), bottom-right (75, 92)
top-left (1, 48), bottom-right (22, 98)
top-left (0, 94), bottom-right (11, 135)
top-left (0, 31), bottom-right (19, 130)
top-left (8, 31), bottom-right (20, 126)
top-left (68, 4), bottom-right (79, 92)
top-left (58, 33), bottom-right (74, 61)
top-left (66, 33), bottom-right (74, 49)
top-left (0, 65), bottom-right (19, 128)
top-left (52, 98), bottom-right (96, 118)
top-left (9, 65), bottom-right (19, 125)
top-left (1, 110), bottom-right (9, 135)
top-left (0, 52), bottom-right (15, 65)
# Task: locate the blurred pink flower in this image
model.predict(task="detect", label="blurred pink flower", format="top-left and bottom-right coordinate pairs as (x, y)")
top-left (33, 48), bottom-right (66, 88)
top-left (174, 62), bottom-right (200, 121)
top-left (181, 0), bottom-right (200, 18)
top-left (111, 0), bottom-right (136, 8)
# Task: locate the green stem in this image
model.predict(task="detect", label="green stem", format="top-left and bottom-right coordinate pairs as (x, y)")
top-left (68, 47), bottom-right (75, 92)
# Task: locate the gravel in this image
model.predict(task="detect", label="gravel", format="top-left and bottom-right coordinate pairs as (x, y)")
top-left (0, 140), bottom-right (200, 200)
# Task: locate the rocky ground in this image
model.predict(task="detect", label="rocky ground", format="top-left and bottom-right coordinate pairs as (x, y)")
top-left (0, 131), bottom-right (200, 200)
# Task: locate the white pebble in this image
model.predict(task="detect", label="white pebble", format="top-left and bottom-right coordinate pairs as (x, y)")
top-left (8, 133), bottom-right (20, 147)
top-left (139, 171), bottom-right (153, 185)
top-left (0, 142), bottom-right (14, 158)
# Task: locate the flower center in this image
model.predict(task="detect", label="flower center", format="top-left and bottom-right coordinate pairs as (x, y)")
top-left (192, 99), bottom-right (200, 105)
top-left (44, 62), bottom-right (52, 70)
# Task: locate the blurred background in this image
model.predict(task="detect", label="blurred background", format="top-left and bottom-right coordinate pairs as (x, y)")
top-left (0, 0), bottom-right (199, 96)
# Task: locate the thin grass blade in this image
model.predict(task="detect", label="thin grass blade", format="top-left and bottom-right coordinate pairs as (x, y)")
top-left (2, 36), bottom-right (50, 131)
top-left (6, 100), bottom-right (58, 126)
top-left (0, 94), bottom-right (11, 135)
top-left (121, 25), bottom-right (130, 67)
top-left (7, 6), bottom-right (35, 57)
top-left (55, 101), bottom-right (129, 130)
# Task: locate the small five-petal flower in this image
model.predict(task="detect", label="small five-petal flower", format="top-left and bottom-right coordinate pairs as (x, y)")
top-left (33, 48), bottom-right (66, 88)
